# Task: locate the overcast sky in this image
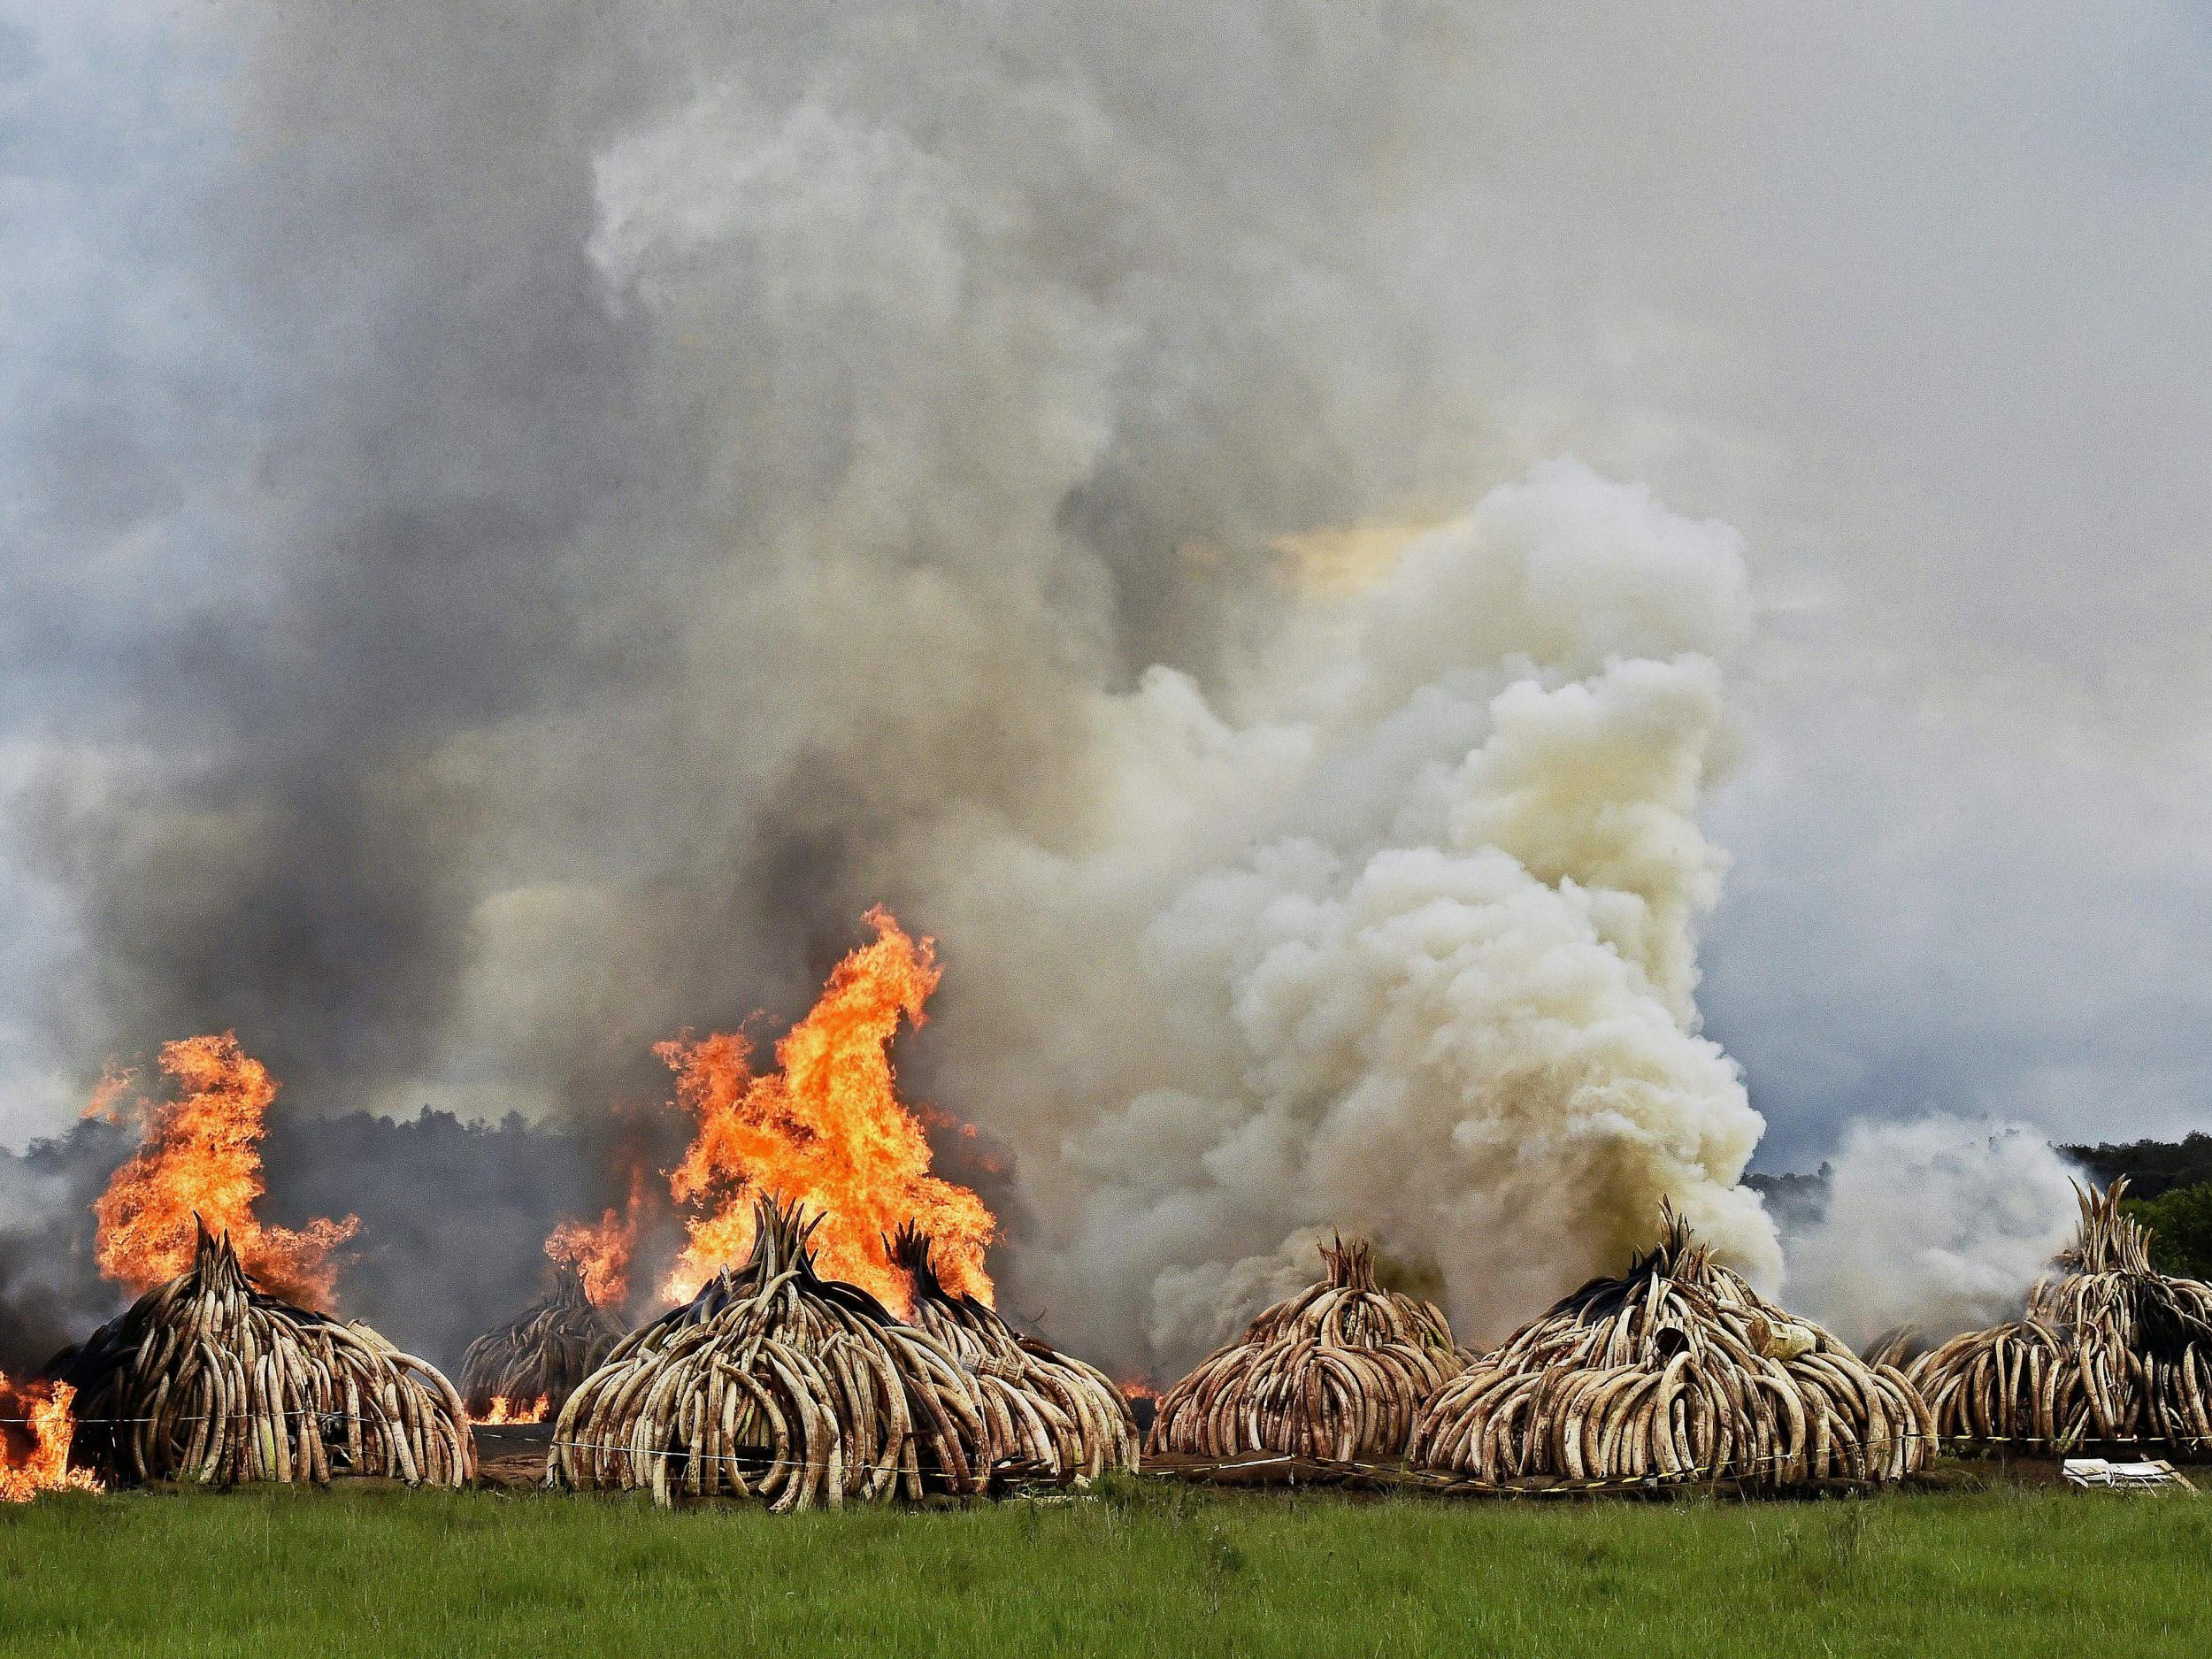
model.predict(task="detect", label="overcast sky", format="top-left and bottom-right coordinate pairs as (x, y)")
top-left (0, 2), bottom-right (2207, 1177)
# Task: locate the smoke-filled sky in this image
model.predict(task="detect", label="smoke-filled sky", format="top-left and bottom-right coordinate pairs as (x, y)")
top-left (2, 4), bottom-right (2208, 1362)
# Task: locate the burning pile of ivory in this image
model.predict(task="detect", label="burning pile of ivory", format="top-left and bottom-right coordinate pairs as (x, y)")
top-left (1410, 1206), bottom-right (1933, 1489)
top-left (1146, 1237), bottom-right (1470, 1463)
top-left (889, 1223), bottom-right (1138, 1482)
top-left (458, 1261), bottom-right (620, 1421)
top-left (549, 1194), bottom-right (993, 1509)
top-left (1904, 1179), bottom-right (2212, 1451)
top-left (51, 1223), bottom-right (472, 1488)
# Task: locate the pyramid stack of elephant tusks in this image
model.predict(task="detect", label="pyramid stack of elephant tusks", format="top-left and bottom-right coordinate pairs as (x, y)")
top-left (1146, 1235), bottom-right (1470, 1463)
top-left (548, 1194), bottom-right (994, 1509)
top-left (51, 1221), bottom-right (472, 1487)
top-left (1411, 1203), bottom-right (1932, 1488)
top-left (459, 1261), bottom-right (621, 1418)
top-left (888, 1222), bottom-right (1138, 1482)
top-left (1906, 1179), bottom-right (2212, 1451)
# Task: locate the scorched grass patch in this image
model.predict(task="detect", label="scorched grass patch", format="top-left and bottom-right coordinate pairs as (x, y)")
top-left (3, 1479), bottom-right (2210, 1658)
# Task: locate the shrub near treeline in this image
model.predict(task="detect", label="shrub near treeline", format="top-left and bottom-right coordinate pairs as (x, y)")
top-left (2124, 1182), bottom-right (2212, 1282)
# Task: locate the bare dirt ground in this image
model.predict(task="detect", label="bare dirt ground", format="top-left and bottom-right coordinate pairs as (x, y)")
top-left (471, 1425), bottom-right (553, 1487)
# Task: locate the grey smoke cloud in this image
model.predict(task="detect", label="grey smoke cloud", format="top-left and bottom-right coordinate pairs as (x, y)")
top-left (4, 1), bottom-right (1530, 1112)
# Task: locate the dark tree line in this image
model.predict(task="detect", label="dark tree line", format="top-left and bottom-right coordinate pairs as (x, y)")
top-left (2057, 1132), bottom-right (2212, 1202)
top-left (2055, 1133), bottom-right (2212, 1279)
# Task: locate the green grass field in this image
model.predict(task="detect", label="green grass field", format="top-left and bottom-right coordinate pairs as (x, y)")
top-left (2, 1477), bottom-right (2207, 1658)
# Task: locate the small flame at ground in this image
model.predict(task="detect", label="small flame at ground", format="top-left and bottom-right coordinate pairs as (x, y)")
top-left (659, 907), bottom-right (995, 1315)
top-left (478, 1394), bottom-right (548, 1425)
top-left (90, 1033), bottom-right (359, 1308)
top-left (544, 1164), bottom-right (649, 1310)
top-left (0, 1374), bottom-right (100, 1502)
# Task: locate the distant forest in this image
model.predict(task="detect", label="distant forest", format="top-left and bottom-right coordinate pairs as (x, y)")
top-left (2055, 1132), bottom-right (2212, 1201)
top-left (2061, 1133), bottom-right (2212, 1281)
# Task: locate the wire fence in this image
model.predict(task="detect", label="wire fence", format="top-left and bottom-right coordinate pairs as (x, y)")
top-left (12, 1415), bottom-right (2211, 1496)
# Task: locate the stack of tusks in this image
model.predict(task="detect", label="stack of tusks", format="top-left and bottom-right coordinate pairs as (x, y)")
top-left (458, 1259), bottom-right (621, 1419)
top-left (549, 1194), bottom-right (1000, 1509)
top-left (1898, 1179), bottom-right (2212, 1450)
top-left (1410, 1204), bottom-right (1933, 1488)
top-left (51, 1220), bottom-right (471, 1487)
top-left (1146, 1236), bottom-right (1471, 1463)
top-left (890, 1221), bottom-right (1139, 1482)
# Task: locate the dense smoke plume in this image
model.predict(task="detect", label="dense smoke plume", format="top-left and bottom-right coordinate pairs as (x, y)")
top-left (8, 1), bottom-right (1495, 1126)
top-left (1781, 1116), bottom-right (2082, 1348)
top-left (15, 4), bottom-right (2116, 1372)
top-left (917, 464), bottom-right (1778, 1362)
top-left (0, 1118), bottom-right (131, 1370)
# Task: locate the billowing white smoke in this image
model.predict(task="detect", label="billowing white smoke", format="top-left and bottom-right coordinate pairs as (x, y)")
top-left (910, 462), bottom-right (1780, 1368)
top-left (1784, 1115), bottom-right (2082, 1348)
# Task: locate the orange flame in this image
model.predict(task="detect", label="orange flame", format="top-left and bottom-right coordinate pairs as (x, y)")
top-left (0, 1374), bottom-right (100, 1502)
top-left (1118, 1376), bottom-right (1163, 1402)
top-left (81, 1061), bottom-right (134, 1125)
top-left (478, 1394), bottom-right (548, 1425)
top-left (545, 1165), bottom-right (649, 1310)
top-left (90, 1033), bottom-right (359, 1308)
top-left (659, 907), bottom-right (995, 1315)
